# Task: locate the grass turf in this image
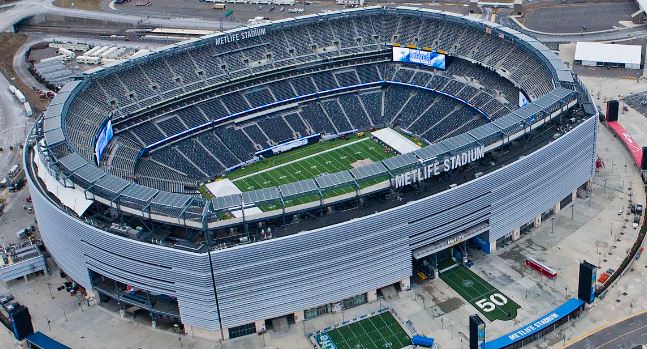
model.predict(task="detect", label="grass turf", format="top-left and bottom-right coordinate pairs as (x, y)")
top-left (440, 264), bottom-right (520, 322)
top-left (227, 135), bottom-right (370, 180)
top-left (230, 137), bottom-right (393, 198)
top-left (316, 312), bottom-right (410, 349)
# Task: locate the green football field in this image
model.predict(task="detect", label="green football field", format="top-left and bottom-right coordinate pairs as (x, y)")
top-left (230, 137), bottom-right (393, 201)
top-left (440, 264), bottom-right (520, 322)
top-left (316, 312), bottom-right (410, 349)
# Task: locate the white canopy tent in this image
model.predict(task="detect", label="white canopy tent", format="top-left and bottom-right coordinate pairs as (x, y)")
top-left (574, 42), bottom-right (642, 70)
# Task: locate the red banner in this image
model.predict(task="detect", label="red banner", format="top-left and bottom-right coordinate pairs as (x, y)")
top-left (607, 121), bottom-right (643, 168)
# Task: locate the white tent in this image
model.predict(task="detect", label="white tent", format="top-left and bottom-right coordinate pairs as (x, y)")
top-left (574, 42), bottom-right (642, 69)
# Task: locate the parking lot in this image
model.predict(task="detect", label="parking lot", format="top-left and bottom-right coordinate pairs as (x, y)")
top-left (523, 1), bottom-right (639, 33)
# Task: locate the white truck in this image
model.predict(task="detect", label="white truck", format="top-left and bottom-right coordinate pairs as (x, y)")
top-left (24, 102), bottom-right (33, 117)
top-left (14, 89), bottom-right (26, 103)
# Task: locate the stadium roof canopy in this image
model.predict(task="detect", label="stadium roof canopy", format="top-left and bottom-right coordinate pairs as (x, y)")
top-left (637, 0), bottom-right (647, 15)
top-left (242, 187), bottom-right (281, 204)
top-left (349, 162), bottom-right (388, 180)
top-left (574, 42), bottom-right (642, 67)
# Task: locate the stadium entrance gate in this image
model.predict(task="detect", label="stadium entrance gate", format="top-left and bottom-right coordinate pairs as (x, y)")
top-left (413, 231), bottom-right (491, 282)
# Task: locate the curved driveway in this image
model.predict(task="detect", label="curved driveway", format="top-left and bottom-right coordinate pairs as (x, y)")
top-left (0, 0), bottom-right (241, 32)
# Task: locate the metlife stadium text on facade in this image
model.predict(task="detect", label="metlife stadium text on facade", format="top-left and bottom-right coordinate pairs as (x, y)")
top-left (212, 28), bottom-right (267, 46)
top-left (394, 146), bottom-right (485, 189)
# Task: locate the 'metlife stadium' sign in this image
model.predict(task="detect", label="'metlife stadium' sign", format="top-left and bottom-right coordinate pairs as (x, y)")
top-left (212, 28), bottom-right (267, 46)
top-left (394, 146), bottom-right (485, 189)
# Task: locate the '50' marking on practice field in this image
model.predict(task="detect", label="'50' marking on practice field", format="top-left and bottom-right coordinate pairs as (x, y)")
top-left (475, 293), bottom-right (508, 312)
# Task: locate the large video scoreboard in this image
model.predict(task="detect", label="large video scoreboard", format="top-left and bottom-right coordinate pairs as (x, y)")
top-left (392, 47), bottom-right (446, 70)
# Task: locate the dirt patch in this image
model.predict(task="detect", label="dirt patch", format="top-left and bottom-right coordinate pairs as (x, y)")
top-left (0, 33), bottom-right (48, 112)
top-left (435, 297), bottom-right (464, 314)
top-left (351, 159), bottom-right (373, 168)
top-left (52, 0), bottom-right (100, 11)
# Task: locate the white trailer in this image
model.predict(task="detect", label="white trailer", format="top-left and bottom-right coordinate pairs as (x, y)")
top-left (14, 90), bottom-right (26, 103)
top-left (40, 55), bottom-right (67, 63)
top-left (90, 47), bottom-right (106, 56)
top-left (101, 58), bottom-right (124, 65)
top-left (49, 42), bottom-right (90, 51)
top-left (101, 47), bottom-right (119, 58)
top-left (94, 46), bottom-right (113, 57)
top-left (23, 102), bottom-right (32, 117)
top-left (129, 49), bottom-right (151, 59)
top-left (110, 47), bottom-right (129, 58)
top-left (76, 55), bottom-right (102, 65)
top-left (58, 47), bottom-right (75, 58)
top-left (84, 46), bottom-right (102, 56)
top-left (8, 85), bottom-right (16, 94)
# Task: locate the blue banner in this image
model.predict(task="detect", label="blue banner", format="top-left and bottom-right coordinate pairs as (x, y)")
top-left (482, 298), bottom-right (584, 349)
top-left (95, 119), bottom-right (113, 165)
top-left (392, 47), bottom-right (446, 70)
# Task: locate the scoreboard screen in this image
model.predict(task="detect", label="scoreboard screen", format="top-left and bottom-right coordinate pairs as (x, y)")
top-left (392, 47), bottom-right (446, 70)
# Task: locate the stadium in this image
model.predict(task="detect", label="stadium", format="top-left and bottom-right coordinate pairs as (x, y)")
top-left (25, 6), bottom-right (598, 341)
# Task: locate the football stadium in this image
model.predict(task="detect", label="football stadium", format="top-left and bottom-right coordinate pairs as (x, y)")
top-left (25, 6), bottom-right (598, 341)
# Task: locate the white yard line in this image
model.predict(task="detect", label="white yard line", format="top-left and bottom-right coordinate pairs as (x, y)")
top-left (232, 138), bottom-right (369, 181)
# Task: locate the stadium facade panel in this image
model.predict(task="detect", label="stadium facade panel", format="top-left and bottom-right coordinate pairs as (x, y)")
top-left (25, 6), bottom-right (598, 338)
top-left (27, 117), bottom-right (596, 332)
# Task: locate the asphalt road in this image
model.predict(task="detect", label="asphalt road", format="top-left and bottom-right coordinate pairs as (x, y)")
top-left (1, 0), bottom-right (647, 45)
top-left (524, 1), bottom-right (638, 34)
top-left (0, 72), bottom-right (32, 177)
top-left (0, 0), bottom-right (242, 32)
top-left (566, 312), bottom-right (647, 349)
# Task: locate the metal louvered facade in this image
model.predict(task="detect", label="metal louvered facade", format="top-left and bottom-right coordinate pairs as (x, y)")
top-left (27, 116), bottom-right (596, 331)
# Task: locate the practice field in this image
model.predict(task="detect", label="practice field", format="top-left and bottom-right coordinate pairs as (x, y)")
top-left (230, 137), bottom-right (393, 197)
top-left (316, 311), bottom-right (410, 349)
top-left (440, 264), bottom-right (520, 321)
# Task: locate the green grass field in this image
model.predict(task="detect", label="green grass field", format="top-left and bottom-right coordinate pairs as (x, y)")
top-left (440, 264), bottom-right (520, 322)
top-left (230, 137), bottom-right (393, 198)
top-left (315, 312), bottom-right (410, 349)
top-left (227, 135), bottom-right (371, 180)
